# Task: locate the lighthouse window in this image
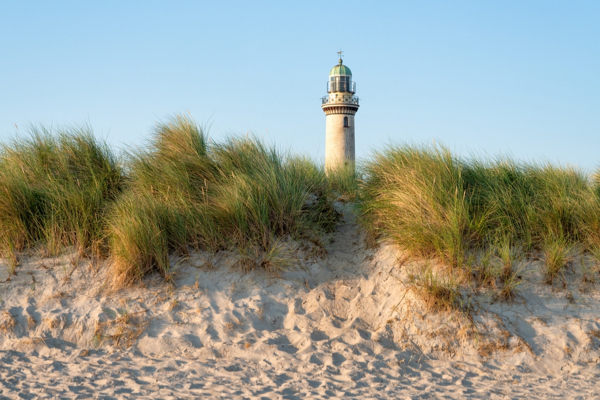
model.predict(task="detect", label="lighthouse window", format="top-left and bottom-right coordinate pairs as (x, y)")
top-left (343, 117), bottom-right (349, 127)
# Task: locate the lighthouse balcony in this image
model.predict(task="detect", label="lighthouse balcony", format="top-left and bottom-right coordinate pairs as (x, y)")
top-left (321, 95), bottom-right (359, 105)
top-left (326, 81), bottom-right (356, 94)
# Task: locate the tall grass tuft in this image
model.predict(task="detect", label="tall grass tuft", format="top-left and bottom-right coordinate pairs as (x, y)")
top-left (0, 125), bottom-right (123, 263)
top-left (108, 115), bottom-right (338, 284)
top-left (541, 234), bottom-right (572, 285)
top-left (360, 142), bottom-right (600, 290)
top-left (325, 163), bottom-right (360, 201)
top-left (359, 144), bottom-right (476, 267)
top-left (408, 264), bottom-right (463, 312)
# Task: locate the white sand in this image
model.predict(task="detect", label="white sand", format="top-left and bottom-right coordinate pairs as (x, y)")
top-left (1, 209), bottom-right (600, 399)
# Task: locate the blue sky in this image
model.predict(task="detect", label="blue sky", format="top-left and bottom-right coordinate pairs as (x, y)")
top-left (1, 1), bottom-right (599, 169)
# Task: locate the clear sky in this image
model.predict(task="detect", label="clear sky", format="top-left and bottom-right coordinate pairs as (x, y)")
top-left (1, 1), bottom-right (599, 169)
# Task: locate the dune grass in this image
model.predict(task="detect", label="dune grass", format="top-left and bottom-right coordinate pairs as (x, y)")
top-left (0, 116), bottom-right (339, 285)
top-left (0, 125), bottom-right (123, 268)
top-left (107, 115), bottom-right (339, 284)
top-left (359, 143), bottom-right (600, 298)
top-left (325, 163), bottom-right (360, 201)
top-left (2, 119), bottom-right (599, 297)
top-left (407, 264), bottom-right (464, 312)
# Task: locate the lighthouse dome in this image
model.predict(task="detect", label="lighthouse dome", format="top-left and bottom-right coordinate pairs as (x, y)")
top-left (329, 60), bottom-right (352, 76)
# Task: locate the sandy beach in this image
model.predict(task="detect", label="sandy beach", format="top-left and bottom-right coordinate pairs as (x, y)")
top-left (2, 209), bottom-right (600, 399)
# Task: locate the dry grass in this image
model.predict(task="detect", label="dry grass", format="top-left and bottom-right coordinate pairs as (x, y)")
top-left (7, 257), bottom-right (18, 278)
top-left (256, 304), bottom-right (265, 321)
top-left (0, 311), bottom-right (16, 332)
top-left (469, 249), bottom-right (499, 290)
top-left (588, 330), bottom-right (600, 340)
top-left (299, 237), bottom-right (328, 261)
top-left (224, 316), bottom-right (243, 334)
top-left (15, 337), bottom-right (48, 350)
top-left (478, 339), bottom-right (510, 358)
top-left (224, 322), bottom-right (235, 333)
top-left (93, 308), bottom-right (149, 348)
top-left (407, 265), bottom-right (463, 313)
top-left (44, 291), bottom-right (71, 305)
top-left (580, 256), bottom-right (597, 287)
top-left (169, 300), bottom-right (180, 311)
top-left (497, 268), bottom-right (523, 301)
top-left (237, 239), bottom-right (296, 274)
top-left (542, 235), bottom-right (573, 285)
top-left (43, 316), bottom-right (65, 330)
top-left (26, 314), bottom-right (36, 328)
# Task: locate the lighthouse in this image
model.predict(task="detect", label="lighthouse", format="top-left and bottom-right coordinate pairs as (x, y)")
top-left (322, 53), bottom-right (359, 174)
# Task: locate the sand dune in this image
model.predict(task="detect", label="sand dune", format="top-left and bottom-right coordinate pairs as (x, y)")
top-left (1, 209), bottom-right (600, 399)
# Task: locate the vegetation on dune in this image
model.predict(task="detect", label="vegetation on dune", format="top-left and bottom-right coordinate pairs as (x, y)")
top-left (359, 144), bottom-right (471, 267)
top-left (0, 125), bottom-right (123, 269)
top-left (1, 118), bottom-right (599, 300)
top-left (324, 163), bottom-right (360, 202)
top-left (359, 143), bottom-right (600, 304)
top-left (107, 115), bottom-right (339, 284)
top-left (0, 116), bottom-right (340, 285)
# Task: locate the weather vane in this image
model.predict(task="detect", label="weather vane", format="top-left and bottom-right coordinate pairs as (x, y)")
top-left (337, 49), bottom-right (343, 62)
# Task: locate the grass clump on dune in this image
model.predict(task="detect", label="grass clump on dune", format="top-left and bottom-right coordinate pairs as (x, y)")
top-left (325, 163), bottom-right (360, 202)
top-left (359, 143), bottom-right (600, 297)
top-left (108, 115), bottom-right (338, 285)
top-left (0, 125), bottom-right (123, 269)
top-left (359, 144), bottom-right (473, 267)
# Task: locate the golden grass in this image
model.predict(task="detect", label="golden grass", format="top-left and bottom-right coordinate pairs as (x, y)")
top-left (93, 309), bottom-right (149, 348)
top-left (359, 143), bottom-right (600, 309)
top-left (407, 264), bottom-right (464, 313)
top-left (0, 311), bottom-right (16, 332)
top-left (107, 115), bottom-right (338, 286)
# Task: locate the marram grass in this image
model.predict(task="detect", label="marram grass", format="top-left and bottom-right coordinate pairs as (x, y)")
top-left (0, 125), bottom-right (123, 264)
top-left (0, 116), bottom-right (340, 285)
top-left (107, 115), bottom-right (339, 284)
top-left (2, 121), bottom-right (599, 294)
top-left (359, 142), bottom-right (600, 294)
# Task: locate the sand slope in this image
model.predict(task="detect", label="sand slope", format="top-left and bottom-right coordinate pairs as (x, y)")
top-left (1, 209), bottom-right (600, 399)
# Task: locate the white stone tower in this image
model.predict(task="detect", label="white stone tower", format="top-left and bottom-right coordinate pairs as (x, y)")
top-left (322, 54), bottom-right (359, 174)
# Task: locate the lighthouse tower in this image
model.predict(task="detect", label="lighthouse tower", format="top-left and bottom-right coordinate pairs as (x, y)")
top-left (322, 53), bottom-right (359, 174)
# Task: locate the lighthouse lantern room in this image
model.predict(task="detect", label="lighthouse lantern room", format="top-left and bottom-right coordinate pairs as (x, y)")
top-left (321, 52), bottom-right (359, 174)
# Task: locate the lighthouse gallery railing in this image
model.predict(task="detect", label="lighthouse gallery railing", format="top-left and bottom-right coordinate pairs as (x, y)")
top-left (321, 96), bottom-right (360, 105)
